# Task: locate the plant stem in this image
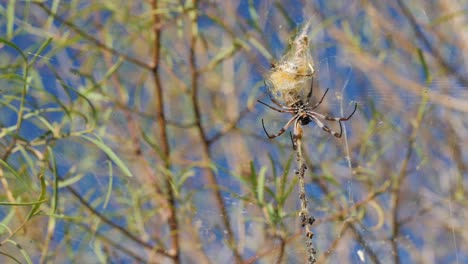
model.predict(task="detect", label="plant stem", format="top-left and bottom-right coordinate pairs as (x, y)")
top-left (294, 135), bottom-right (317, 264)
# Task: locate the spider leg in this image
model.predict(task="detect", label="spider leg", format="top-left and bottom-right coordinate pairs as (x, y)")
top-left (308, 88), bottom-right (330, 110)
top-left (264, 80), bottom-right (296, 110)
top-left (289, 131), bottom-right (296, 150)
top-left (307, 102), bottom-right (358, 120)
top-left (257, 100), bottom-right (295, 113)
top-left (261, 115), bottom-right (299, 139)
top-left (308, 114), bottom-right (343, 138)
top-left (321, 102), bottom-right (358, 121)
top-left (343, 102), bottom-right (358, 120)
top-left (291, 118), bottom-right (302, 149)
top-left (270, 94), bottom-right (296, 110)
top-left (305, 76), bottom-right (315, 104)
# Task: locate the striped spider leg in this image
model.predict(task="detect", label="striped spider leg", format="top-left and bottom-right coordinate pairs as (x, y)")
top-left (305, 103), bottom-right (358, 138)
top-left (258, 81), bottom-right (358, 148)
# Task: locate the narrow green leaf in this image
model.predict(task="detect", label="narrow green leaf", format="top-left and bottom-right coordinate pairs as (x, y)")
top-left (0, 73), bottom-right (25, 83)
top-left (4, 240), bottom-right (33, 264)
top-left (206, 42), bottom-right (240, 70)
top-left (141, 130), bottom-right (163, 160)
top-left (80, 135), bottom-right (133, 177)
top-left (28, 38), bottom-right (52, 66)
top-left (274, 2), bottom-right (295, 30)
top-left (58, 172), bottom-right (85, 188)
top-left (248, 0), bottom-right (261, 31)
top-left (248, 161), bottom-right (257, 190)
top-left (256, 166), bottom-right (267, 204)
top-left (268, 154), bottom-right (277, 181)
top-left (100, 57), bottom-right (124, 83)
top-left (177, 168), bottom-right (195, 189)
top-left (103, 161), bottom-right (113, 209)
top-left (47, 147), bottom-right (59, 213)
top-left (0, 199), bottom-right (48, 206)
top-left (248, 37), bottom-right (272, 61)
top-left (416, 48), bottom-right (431, 83)
top-left (0, 214), bottom-right (15, 232)
top-left (265, 203), bottom-right (276, 224)
top-left (430, 10), bottom-right (468, 27)
top-left (0, 159), bottom-right (22, 179)
top-left (27, 171), bottom-right (47, 220)
top-left (93, 239), bottom-right (107, 263)
top-left (280, 176), bottom-right (297, 206)
top-left (0, 37), bottom-right (27, 62)
top-left (264, 186), bottom-right (276, 202)
top-left (33, 115), bottom-right (55, 134)
top-left (415, 49), bottom-right (430, 122)
top-left (280, 153), bottom-right (294, 198)
top-left (6, 0), bottom-right (16, 39)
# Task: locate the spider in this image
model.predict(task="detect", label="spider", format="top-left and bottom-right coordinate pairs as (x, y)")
top-left (258, 80), bottom-right (358, 148)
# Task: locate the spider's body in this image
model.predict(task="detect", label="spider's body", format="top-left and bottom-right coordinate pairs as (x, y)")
top-left (259, 83), bottom-right (358, 148)
top-left (259, 21), bottom-right (357, 147)
top-left (294, 104), bottom-right (312, 126)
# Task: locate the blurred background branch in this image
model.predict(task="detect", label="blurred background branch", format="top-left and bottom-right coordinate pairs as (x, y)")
top-left (0, 0), bottom-right (466, 263)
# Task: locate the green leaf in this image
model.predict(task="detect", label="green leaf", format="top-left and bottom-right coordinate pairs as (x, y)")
top-left (0, 159), bottom-right (22, 179)
top-left (0, 199), bottom-right (48, 206)
top-left (79, 135), bottom-right (133, 177)
top-left (103, 161), bottom-right (113, 209)
top-left (416, 48), bottom-right (431, 83)
top-left (3, 240), bottom-right (33, 264)
top-left (58, 172), bottom-right (85, 188)
top-left (28, 38), bottom-right (52, 66)
top-left (256, 166), bottom-right (267, 204)
top-left (206, 42), bottom-right (241, 70)
top-left (27, 171), bottom-right (47, 220)
top-left (47, 147), bottom-right (59, 213)
top-left (280, 153), bottom-right (294, 197)
top-left (247, 0), bottom-right (261, 31)
top-left (248, 161), bottom-right (257, 190)
top-left (0, 37), bottom-right (27, 62)
top-left (6, 0), bottom-right (16, 39)
top-left (177, 168), bottom-right (195, 188)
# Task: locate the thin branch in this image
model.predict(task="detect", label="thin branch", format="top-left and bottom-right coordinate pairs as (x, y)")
top-left (187, 4), bottom-right (242, 262)
top-left (151, 0), bottom-right (180, 262)
top-left (395, 0), bottom-right (468, 87)
top-left (274, 236), bottom-right (286, 264)
top-left (74, 222), bottom-right (148, 263)
top-left (389, 92), bottom-right (426, 264)
top-left (294, 133), bottom-right (317, 264)
top-left (349, 223), bottom-right (382, 264)
top-left (64, 183), bottom-right (171, 257)
top-left (316, 219), bottom-right (351, 263)
top-left (34, 2), bottom-right (152, 70)
top-left (207, 106), bottom-right (253, 145)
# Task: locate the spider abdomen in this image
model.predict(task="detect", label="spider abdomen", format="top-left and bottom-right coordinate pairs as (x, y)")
top-left (300, 117), bottom-right (311, 126)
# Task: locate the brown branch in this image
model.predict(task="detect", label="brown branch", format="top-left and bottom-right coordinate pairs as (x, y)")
top-left (242, 230), bottom-right (302, 264)
top-left (294, 134), bottom-right (317, 264)
top-left (151, 0), bottom-right (180, 262)
top-left (74, 222), bottom-right (148, 263)
top-left (300, 140), bottom-right (383, 263)
top-left (207, 106), bottom-right (252, 145)
top-left (316, 219), bottom-right (351, 263)
top-left (34, 2), bottom-right (152, 70)
top-left (348, 223), bottom-right (382, 264)
top-left (64, 183), bottom-right (171, 257)
top-left (274, 236), bottom-right (286, 264)
top-left (318, 180), bottom-right (391, 224)
top-left (187, 5), bottom-right (242, 263)
top-left (395, 0), bottom-right (468, 87)
top-left (389, 95), bottom-right (426, 264)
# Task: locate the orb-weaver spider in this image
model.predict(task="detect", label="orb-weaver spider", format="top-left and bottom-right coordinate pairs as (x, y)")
top-left (258, 80), bottom-right (358, 148)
